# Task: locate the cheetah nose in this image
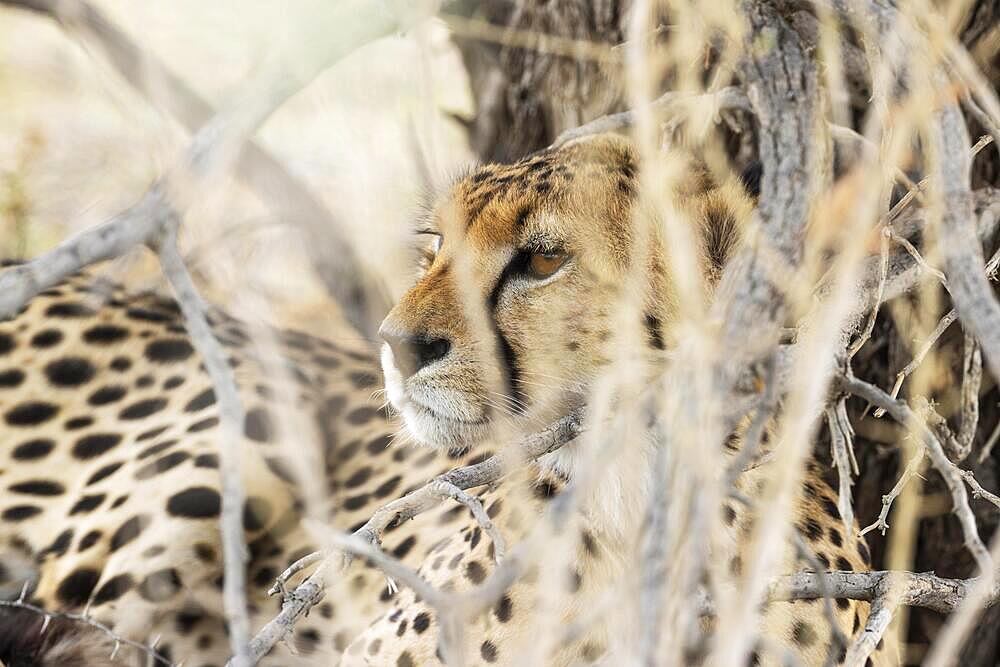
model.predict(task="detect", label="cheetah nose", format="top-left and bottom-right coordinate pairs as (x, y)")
top-left (379, 326), bottom-right (451, 379)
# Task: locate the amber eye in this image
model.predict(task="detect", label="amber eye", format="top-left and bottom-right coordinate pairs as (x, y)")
top-left (528, 251), bottom-right (568, 278)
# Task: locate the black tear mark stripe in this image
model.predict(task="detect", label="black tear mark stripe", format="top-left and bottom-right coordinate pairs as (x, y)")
top-left (487, 257), bottom-right (529, 414)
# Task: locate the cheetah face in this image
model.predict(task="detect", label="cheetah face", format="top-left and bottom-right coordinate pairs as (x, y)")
top-left (379, 134), bottom-right (747, 452)
top-left (379, 135), bottom-right (646, 451)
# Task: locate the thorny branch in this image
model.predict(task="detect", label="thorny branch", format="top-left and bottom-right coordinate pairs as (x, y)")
top-left (0, 595), bottom-right (171, 666)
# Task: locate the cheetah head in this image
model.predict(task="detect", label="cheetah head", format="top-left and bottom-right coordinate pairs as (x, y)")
top-left (379, 134), bottom-right (751, 451)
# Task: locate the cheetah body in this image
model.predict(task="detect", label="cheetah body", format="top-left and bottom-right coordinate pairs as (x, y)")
top-left (0, 135), bottom-right (896, 666)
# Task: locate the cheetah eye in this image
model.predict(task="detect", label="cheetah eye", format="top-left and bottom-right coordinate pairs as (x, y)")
top-left (528, 250), bottom-right (568, 279)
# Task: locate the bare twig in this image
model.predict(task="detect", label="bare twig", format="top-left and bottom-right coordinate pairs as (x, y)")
top-left (827, 401), bottom-right (857, 532)
top-left (157, 223), bottom-right (251, 664)
top-left (769, 569), bottom-right (1000, 614)
top-left (0, 599), bottom-right (172, 666)
top-left (550, 86), bottom-right (751, 147)
top-left (838, 373), bottom-right (991, 573)
top-left (427, 479), bottom-right (506, 563)
top-left (267, 552), bottom-right (323, 598)
top-left (860, 449), bottom-right (925, 537)
top-left (876, 241), bottom-right (1000, 417)
top-left (843, 600), bottom-right (894, 667)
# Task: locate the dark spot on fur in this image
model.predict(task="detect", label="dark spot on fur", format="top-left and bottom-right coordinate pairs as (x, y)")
top-left (12, 438), bottom-right (54, 460)
top-left (722, 504), bottom-right (737, 526)
top-left (243, 497), bottom-right (273, 532)
top-left (56, 568), bottom-right (99, 606)
top-left (135, 451), bottom-right (190, 480)
top-left (244, 407), bottom-right (274, 442)
top-left (126, 307), bottom-right (172, 323)
top-left (466, 561), bottom-right (486, 584)
top-left (643, 313), bottom-right (665, 350)
top-left (2, 505), bottom-right (42, 521)
top-left (78, 530), bottom-right (102, 552)
top-left (92, 573), bottom-right (134, 605)
top-left (69, 494), bottom-right (105, 515)
top-left (120, 398), bottom-right (168, 420)
top-left (345, 467), bottom-right (372, 488)
top-left (137, 440), bottom-right (179, 460)
top-left (791, 621), bottom-right (817, 647)
top-left (83, 324), bottom-right (130, 345)
top-left (347, 406), bottom-right (380, 425)
top-left (0, 369), bottom-right (24, 388)
top-left (88, 385), bottom-right (127, 406)
top-left (44, 357), bottom-right (96, 387)
top-left (194, 453), bottom-right (219, 468)
top-left (109, 356), bottom-right (131, 372)
top-left (46, 302), bottom-right (96, 318)
top-left (72, 433), bottom-right (121, 459)
top-left (30, 329), bottom-right (62, 348)
top-left (64, 416), bottom-right (93, 430)
top-left (821, 496), bottom-right (840, 520)
top-left (836, 556), bottom-right (852, 571)
top-left (194, 543), bottom-right (215, 563)
top-left (86, 462), bottom-right (123, 486)
top-left (188, 416), bottom-right (219, 432)
top-left (412, 612), bottom-right (431, 634)
top-left (800, 517), bottom-right (823, 541)
top-left (342, 493), bottom-right (370, 511)
top-left (373, 475), bottom-right (402, 499)
top-left (41, 529), bottom-right (73, 558)
top-left (9, 480), bottom-right (64, 496)
top-left (366, 434), bottom-right (392, 455)
top-left (495, 594), bottom-right (513, 622)
top-left (391, 536), bottom-right (416, 559)
top-left (167, 487), bottom-right (221, 518)
top-left (5, 401), bottom-right (59, 427)
top-left (145, 338), bottom-right (194, 364)
top-left (481, 640), bottom-right (498, 663)
top-left (184, 388), bottom-right (216, 412)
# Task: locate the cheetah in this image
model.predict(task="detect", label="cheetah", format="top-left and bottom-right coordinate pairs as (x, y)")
top-left (0, 134), bottom-right (896, 666)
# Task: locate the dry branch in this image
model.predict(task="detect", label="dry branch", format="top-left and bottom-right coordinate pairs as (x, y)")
top-left (156, 223), bottom-right (251, 664)
top-left (549, 86), bottom-right (751, 147)
top-left (0, 0), bottom-right (389, 337)
top-left (770, 570), bottom-right (1000, 614)
top-left (837, 372), bottom-right (992, 573)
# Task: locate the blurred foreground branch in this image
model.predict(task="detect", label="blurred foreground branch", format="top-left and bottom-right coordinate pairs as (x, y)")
top-left (0, 0), bottom-right (391, 338)
top-left (0, 1), bottom-right (451, 664)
